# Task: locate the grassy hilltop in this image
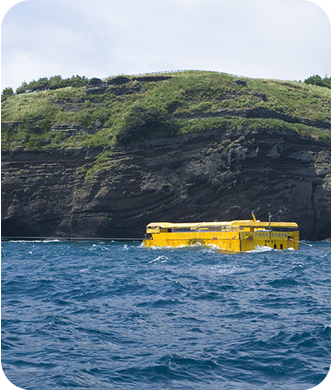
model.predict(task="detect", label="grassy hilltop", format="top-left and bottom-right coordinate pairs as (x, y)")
top-left (2, 70), bottom-right (331, 153)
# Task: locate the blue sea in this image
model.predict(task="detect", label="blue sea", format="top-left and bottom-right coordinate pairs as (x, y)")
top-left (1, 240), bottom-right (331, 390)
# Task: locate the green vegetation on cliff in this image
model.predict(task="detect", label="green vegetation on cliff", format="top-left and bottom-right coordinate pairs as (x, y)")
top-left (304, 74), bottom-right (331, 89)
top-left (116, 105), bottom-right (178, 145)
top-left (2, 71), bottom-right (331, 157)
top-left (15, 75), bottom-right (90, 94)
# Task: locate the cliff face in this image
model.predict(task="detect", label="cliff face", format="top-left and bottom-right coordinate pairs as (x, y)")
top-left (2, 126), bottom-right (331, 240)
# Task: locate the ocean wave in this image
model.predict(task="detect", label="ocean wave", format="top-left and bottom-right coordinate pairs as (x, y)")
top-left (2, 240), bottom-right (330, 390)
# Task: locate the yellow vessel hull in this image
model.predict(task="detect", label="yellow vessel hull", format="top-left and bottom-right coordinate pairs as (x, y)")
top-left (143, 230), bottom-right (299, 252)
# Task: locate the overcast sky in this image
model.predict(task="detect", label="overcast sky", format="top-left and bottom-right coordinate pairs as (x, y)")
top-left (1, 0), bottom-right (331, 91)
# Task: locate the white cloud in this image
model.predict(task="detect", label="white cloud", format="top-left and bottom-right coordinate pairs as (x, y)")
top-left (1, 0), bottom-right (331, 90)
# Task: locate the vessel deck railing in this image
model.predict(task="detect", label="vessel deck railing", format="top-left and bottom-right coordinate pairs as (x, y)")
top-left (155, 227), bottom-right (298, 233)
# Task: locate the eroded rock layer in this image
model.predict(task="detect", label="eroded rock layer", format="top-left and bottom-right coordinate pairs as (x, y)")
top-left (2, 127), bottom-right (331, 240)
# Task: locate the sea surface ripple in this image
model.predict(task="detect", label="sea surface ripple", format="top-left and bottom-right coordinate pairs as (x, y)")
top-left (1, 240), bottom-right (331, 389)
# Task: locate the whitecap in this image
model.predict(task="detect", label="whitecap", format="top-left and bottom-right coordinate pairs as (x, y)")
top-left (149, 255), bottom-right (168, 263)
top-left (200, 244), bottom-right (218, 252)
top-left (7, 239), bottom-right (58, 243)
top-left (249, 245), bottom-right (274, 253)
top-left (213, 265), bottom-right (248, 275)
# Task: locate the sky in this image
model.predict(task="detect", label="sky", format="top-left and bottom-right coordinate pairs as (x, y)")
top-left (1, 0), bottom-right (331, 91)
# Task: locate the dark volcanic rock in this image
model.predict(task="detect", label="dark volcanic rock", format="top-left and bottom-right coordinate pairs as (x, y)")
top-left (84, 75), bottom-right (173, 96)
top-left (1, 121), bottom-right (24, 130)
top-left (235, 79), bottom-right (247, 87)
top-left (175, 107), bottom-right (331, 131)
top-left (108, 76), bottom-right (131, 85)
top-left (87, 78), bottom-right (103, 86)
top-left (111, 84), bottom-right (142, 95)
top-left (85, 78), bottom-right (108, 94)
top-left (2, 129), bottom-right (331, 240)
top-left (51, 123), bottom-right (100, 135)
top-left (132, 75), bottom-right (173, 82)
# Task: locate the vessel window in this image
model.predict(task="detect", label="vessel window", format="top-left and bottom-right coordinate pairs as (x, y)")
top-left (207, 227), bottom-right (223, 232)
top-left (273, 227), bottom-right (297, 232)
top-left (280, 244), bottom-right (283, 249)
top-left (197, 226), bottom-right (230, 232)
top-left (274, 244), bottom-right (277, 249)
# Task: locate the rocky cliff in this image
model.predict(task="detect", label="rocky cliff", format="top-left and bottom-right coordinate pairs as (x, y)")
top-left (2, 125), bottom-right (331, 240)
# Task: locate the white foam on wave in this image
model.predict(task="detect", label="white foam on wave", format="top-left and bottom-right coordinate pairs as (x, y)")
top-left (200, 244), bottom-right (218, 252)
top-left (149, 255), bottom-right (168, 263)
top-left (193, 263), bottom-right (248, 275)
top-left (8, 240), bottom-right (43, 243)
top-left (142, 243), bottom-right (218, 251)
top-left (141, 244), bottom-right (178, 250)
top-left (89, 243), bottom-right (110, 251)
top-left (214, 265), bottom-right (245, 275)
top-left (249, 245), bottom-right (274, 253)
top-left (246, 245), bottom-right (297, 254)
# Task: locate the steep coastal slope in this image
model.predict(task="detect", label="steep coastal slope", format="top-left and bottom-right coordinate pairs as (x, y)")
top-left (2, 71), bottom-right (331, 240)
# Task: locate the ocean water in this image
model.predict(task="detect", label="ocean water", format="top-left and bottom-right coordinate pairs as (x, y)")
top-left (1, 240), bottom-right (331, 390)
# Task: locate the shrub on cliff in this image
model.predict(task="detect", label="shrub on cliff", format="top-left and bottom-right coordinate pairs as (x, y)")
top-left (15, 75), bottom-right (89, 94)
top-left (116, 105), bottom-right (178, 146)
top-left (1, 87), bottom-right (14, 101)
top-left (2, 87), bottom-right (14, 96)
top-left (304, 75), bottom-right (331, 89)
